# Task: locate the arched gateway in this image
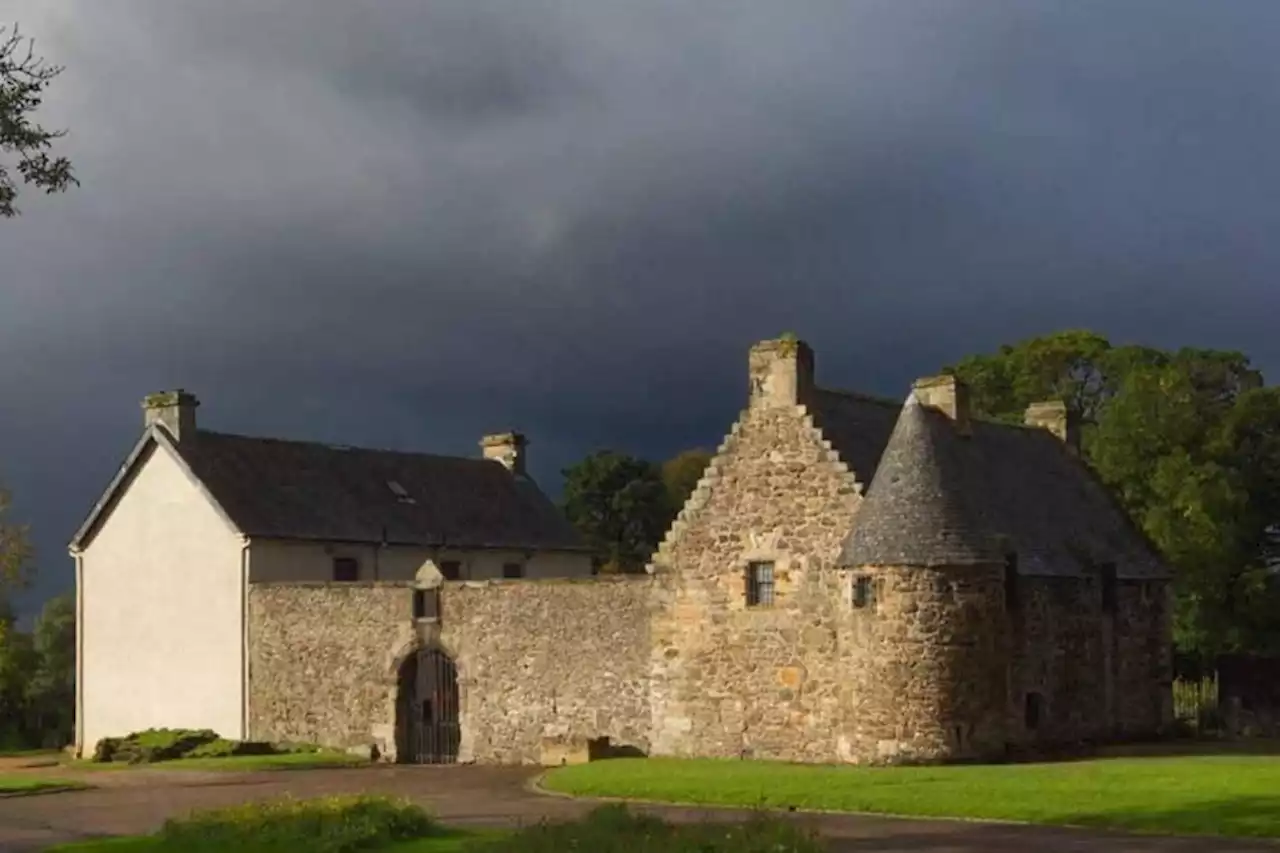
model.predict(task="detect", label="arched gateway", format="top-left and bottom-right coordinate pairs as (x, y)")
top-left (396, 648), bottom-right (460, 764)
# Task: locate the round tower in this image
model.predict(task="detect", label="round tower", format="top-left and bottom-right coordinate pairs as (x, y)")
top-left (839, 381), bottom-right (1009, 764)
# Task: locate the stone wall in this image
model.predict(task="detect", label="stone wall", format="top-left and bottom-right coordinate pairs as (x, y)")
top-left (248, 583), bottom-right (417, 751)
top-left (247, 576), bottom-right (653, 763)
top-left (1008, 576), bottom-right (1104, 746)
top-left (847, 565), bottom-right (1009, 763)
top-left (647, 402), bottom-right (864, 762)
top-left (439, 576), bottom-right (653, 764)
top-left (1008, 576), bottom-right (1172, 749)
top-left (1113, 580), bottom-right (1174, 735)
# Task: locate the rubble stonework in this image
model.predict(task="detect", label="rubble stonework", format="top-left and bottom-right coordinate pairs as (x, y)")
top-left (247, 583), bottom-right (417, 752)
top-left (438, 576), bottom-right (653, 764)
top-left (243, 336), bottom-right (1173, 766)
top-left (648, 402), bottom-right (863, 761)
top-left (247, 577), bottom-right (653, 763)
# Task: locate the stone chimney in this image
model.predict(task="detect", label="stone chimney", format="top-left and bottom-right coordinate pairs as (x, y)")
top-left (1024, 400), bottom-right (1080, 450)
top-left (481, 431), bottom-right (528, 476)
top-left (911, 374), bottom-right (971, 435)
top-left (142, 390), bottom-right (199, 441)
top-left (748, 335), bottom-right (815, 409)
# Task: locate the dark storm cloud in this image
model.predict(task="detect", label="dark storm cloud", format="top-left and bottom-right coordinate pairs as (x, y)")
top-left (4, 1), bottom-right (1280, 615)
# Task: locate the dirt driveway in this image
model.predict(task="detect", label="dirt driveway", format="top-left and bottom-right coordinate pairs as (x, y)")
top-left (0, 765), bottom-right (1274, 853)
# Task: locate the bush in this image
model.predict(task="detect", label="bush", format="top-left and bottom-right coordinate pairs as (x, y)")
top-left (470, 804), bottom-right (824, 853)
top-left (91, 729), bottom-right (329, 764)
top-left (159, 794), bottom-right (438, 853)
top-left (185, 738), bottom-right (278, 759)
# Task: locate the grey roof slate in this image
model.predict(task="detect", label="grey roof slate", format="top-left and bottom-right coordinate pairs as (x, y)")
top-left (171, 431), bottom-right (588, 551)
top-left (839, 394), bottom-right (1004, 568)
top-left (811, 388), bottom-right (1170, 579)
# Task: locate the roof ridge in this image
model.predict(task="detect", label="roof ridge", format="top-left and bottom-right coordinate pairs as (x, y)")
top-left (817, 385), bottom-right (1062, 434)
top-left (194, 430), bottom-right (487, 465)
top-left (813, 386), bottom-right (903, 409)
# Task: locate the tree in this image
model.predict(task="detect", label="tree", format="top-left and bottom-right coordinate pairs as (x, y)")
top-left (660, 449), bottom-right (713, 518)
top-left (1, 23), bottom-right (77, 217)
top-left (561, 451), bottom-right (669, 573)
top-left (948, 331), bottom-right (1280, 659)
top-left (26, 592), bottom-right (75, 747)
top-left (0, 485), bottom-right (33, 607)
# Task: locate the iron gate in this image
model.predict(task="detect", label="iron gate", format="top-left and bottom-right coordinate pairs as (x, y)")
top-left (402, 648), bottom-right (460, 764)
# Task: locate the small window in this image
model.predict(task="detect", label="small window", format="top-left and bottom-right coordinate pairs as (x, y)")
top-left (439, 560), bottom-right (462, 581)
top-left (1025, 692), bottom-right (1044, 730)
top-left (1004, 552), bottom-right (1019, 611)
top-left (745, 561), bottom-right (775, 607)
top-left (1100, 563), bottom-right (1118, 613)
top-left (502, 562), bottom-right (524, 579)
top-left (332, 557), bottom-right (359, 582)
top-left (413, 588), bottom-right (439, 620)
top-left (852, 575), bottom-right (875, 609)
top-left (386, 480), bottom-right (416, 504)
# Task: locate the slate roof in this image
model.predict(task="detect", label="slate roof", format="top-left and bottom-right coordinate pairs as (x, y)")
top-left (69, 428), bottom-right (588, 552)
top-left (811, 388), bottom-right (1170, 579)
top-left (838, 394), bottom-right (1004, 568)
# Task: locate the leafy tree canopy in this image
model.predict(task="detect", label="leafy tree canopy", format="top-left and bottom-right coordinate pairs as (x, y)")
top-left (1, 23), bottom-right (77, 217)
top-left (561, 451), bottom-right (669, 573)
top-left (660, 449), bottom-right (713, 518)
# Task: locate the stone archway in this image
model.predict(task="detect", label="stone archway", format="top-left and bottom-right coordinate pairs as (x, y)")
top-left (396, 647), bottom-right (461, 764)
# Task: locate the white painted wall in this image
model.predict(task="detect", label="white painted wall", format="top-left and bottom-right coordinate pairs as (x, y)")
top-left (79, 442), bottom-right (244, 751)
top-left (249, 540), bottom-right (593, 583)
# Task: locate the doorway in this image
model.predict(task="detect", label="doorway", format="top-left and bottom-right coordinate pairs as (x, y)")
top-left (397, 648), bottom-right (460, 764)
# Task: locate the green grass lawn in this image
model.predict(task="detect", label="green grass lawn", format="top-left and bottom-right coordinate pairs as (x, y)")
top-left (67, 751), bottom-right (370, 773)
top-left (45, 828), bottom-right (504, 853)
top-left (543, 756), bottom-right (1280, 839)
top-left (0, 774), bottom-right (89, 796)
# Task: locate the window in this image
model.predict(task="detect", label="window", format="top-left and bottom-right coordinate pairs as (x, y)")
top-left (332, 557), bottom-right (359, 582)
top-left (1004, 552), bottom-right (1019, 611)
top-left (439, 560), bottom-right (462, 581)
top-left (1025, 692), bottom-right (1044, 730)
top-left (386, 480), bottom-right (416, 504)
top-left (745, 561), bottom-right (775, 607)
top-left (413, 588), bottom-right (440, 620)
top-left (502, 562), bottom-right (524, 579)
top-left (1100, 563), bottom-right (1117, 613)
top-left (852, 575), bottom-right (874, 609)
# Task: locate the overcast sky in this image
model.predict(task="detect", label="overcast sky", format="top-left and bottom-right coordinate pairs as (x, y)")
top-left (3, 1), bottom-right (1280, 616)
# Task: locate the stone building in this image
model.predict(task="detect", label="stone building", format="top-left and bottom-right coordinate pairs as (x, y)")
top-left (71, 337), bottom-right (1174, 765)
top-left (69, 391), bottom-right (594, 758)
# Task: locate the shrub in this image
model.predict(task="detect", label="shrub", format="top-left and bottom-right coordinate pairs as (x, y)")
top-left (91, 729), bottom-right (329, 764)
top-left (471, 804), bottom-right (824, 853)
top-left (185, 738), bottom-right (278, 759)
top-left (159, 794), bottom-right (438, 853)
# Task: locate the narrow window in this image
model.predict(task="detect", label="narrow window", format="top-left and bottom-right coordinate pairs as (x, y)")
top-left (502, 562), bottom-right (524, 579)
top-left (413, 588), bottom-right (440, 620)
top-left (745, 561), bottom-right (775, 607)
top-left (1025, 692), bottom-right (1044, 730)
top-left (1004, 552), bottom-right (1019, 611)
top-left (852, 575), bottom-right (874, 609)
top-left (332, 557), bottom-right (359, 582)
top-left (1100, 563), bottom-right (1117, 614)
top-left (439, 560), bottom-right (462, 581)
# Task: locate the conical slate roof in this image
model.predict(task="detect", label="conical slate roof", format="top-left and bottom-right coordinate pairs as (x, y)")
top-left (839, 393), bottom-right (1002, 568)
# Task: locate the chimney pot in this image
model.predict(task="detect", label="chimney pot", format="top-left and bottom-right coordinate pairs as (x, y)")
top-left (142, 389), bottom-right (199, 441)
top-left (481, 431), bottom-right (528, 476)
top-left (911, 375), bottom-right (971, 435)
top-left (748, 335), bottom-right (815, 409)
top-left (1024, 400), bottom-right (1080, 450)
